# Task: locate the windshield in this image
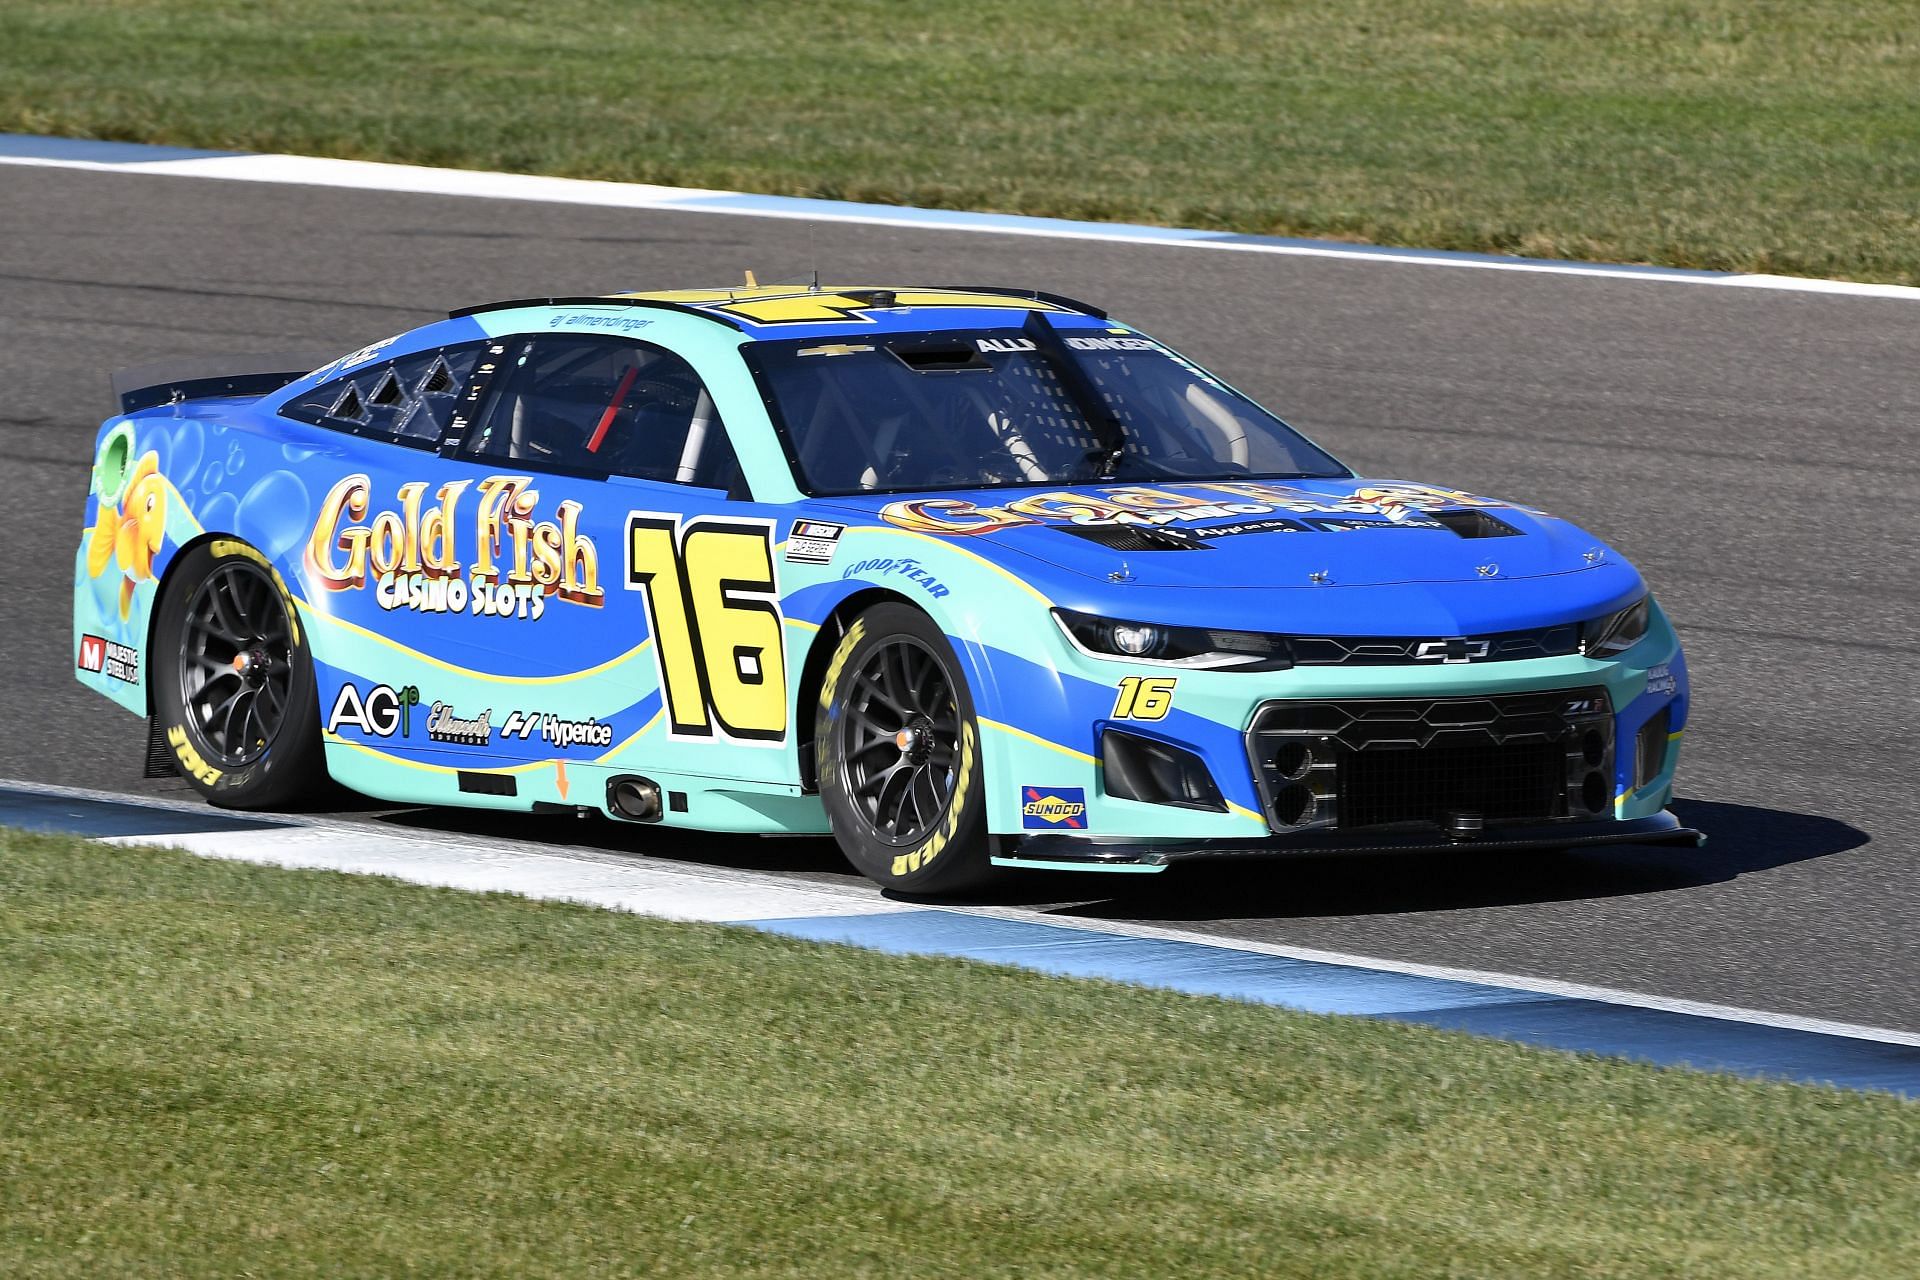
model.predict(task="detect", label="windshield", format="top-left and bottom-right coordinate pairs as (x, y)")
top-left (746, 325), bottom-right (1350, 495)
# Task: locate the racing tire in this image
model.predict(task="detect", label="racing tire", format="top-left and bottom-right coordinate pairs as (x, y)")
top-left (150, 538), bottom-right (324, 809)
top-left (816, 603), bottom-right (995, 895)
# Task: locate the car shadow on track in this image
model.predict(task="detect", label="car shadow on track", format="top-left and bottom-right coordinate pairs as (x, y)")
top-left (1039, 798), bottom-right (1868, 922)
top-left (367, 796), bottom-right (1866, 923)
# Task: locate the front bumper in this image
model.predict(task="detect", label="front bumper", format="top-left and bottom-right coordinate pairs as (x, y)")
top-left (993, 811), bottom-right (1703, 871)
top-left (980, 598), bottom-right (1691, 853)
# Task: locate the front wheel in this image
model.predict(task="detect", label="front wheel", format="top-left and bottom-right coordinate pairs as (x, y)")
top-left (815, 604), bottom-right (994, 894)
top-left (151, 539), bottom-right (323, 808)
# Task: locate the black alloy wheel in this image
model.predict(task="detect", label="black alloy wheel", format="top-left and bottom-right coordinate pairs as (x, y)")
top-left (816, 604), bottom-right (992, 893)
top-left (180, 559), bottom-right (294, 766)
top-left (838, 634), bottom-right (961, 846)
top-left (152, 540), bottom-right (323, 808)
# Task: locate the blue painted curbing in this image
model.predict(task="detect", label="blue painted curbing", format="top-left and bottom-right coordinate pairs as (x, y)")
top-left (750, 909), bottom-right (1920, 1097)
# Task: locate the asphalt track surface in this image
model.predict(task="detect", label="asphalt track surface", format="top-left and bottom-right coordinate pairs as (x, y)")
top-left (4, 164), bottom-right (1916, 1031)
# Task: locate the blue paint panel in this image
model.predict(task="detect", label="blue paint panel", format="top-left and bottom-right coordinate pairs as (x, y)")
top-left (0, 133), bottom-right (240, 164)
top-left (749, 909), bottom-right (1920, 1096)
top-left (0, 787), bottom-right (289, 837)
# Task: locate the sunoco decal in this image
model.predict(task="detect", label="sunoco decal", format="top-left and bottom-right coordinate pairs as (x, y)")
top-left (1021, 785), bottom-right (1089, 830)
top-left (307, 474), bottom-right (603, 620)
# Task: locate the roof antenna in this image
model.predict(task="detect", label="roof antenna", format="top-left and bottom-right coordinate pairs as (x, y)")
top-left (809, 222), bottom-right (821, 291)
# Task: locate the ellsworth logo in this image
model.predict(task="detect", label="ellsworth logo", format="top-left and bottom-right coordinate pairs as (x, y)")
top-left (1021, 785), bottom-right (1088, 830)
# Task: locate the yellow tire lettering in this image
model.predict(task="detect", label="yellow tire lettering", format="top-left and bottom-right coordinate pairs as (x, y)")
top-left (626, 515), bottom-right (787, 742)
top-left (166, 724), bottom-right (223, 786)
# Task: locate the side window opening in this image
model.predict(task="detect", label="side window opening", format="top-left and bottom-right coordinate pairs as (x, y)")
top-left (282, 343), bottom-right (483, 447)
top-left (463, 336), bottom-right (740, 489)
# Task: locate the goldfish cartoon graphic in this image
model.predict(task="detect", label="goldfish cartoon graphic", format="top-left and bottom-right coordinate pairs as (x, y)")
top-left (87, 449), bottom-right (167, 619)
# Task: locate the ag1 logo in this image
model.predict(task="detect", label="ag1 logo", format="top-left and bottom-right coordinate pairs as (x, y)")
top-left (327, 682), bottom-right (421, 737)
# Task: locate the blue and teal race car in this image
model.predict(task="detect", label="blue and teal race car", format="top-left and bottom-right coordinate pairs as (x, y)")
top-left (75, 284), bottom-right (1697, 892)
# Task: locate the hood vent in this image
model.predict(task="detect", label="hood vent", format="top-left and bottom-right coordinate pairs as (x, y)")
top-left (1053, 524), bottom-right (1211, 552)
top-left (1430, 509), bottom-right (1521, 539)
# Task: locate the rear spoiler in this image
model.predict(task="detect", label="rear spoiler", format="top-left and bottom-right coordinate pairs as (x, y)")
top-left (110, 352), bottom-right (334, 415)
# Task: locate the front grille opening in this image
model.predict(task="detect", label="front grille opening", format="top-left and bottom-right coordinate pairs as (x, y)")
top-left (1338, 741), bottom-right (1563, 829)
top-left (1247, 688), bottom-right (1614, 835)
top-left (1101, 730), bottom-right (1226, 811)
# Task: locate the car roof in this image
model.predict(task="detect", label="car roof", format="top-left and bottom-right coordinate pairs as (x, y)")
top-left (450, 284), bottom-right (1115, 341)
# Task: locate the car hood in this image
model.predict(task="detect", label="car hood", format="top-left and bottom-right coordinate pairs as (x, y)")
top-left (819, 478), bottom-right (1618, 591)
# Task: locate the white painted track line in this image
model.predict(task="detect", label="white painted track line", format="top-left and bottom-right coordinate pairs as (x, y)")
top-left (4, 135), bottom-right (1918, 302)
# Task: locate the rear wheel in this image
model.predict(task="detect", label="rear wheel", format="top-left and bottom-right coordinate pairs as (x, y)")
top-left (151, 540), bottom-right (323, 808)
top-left (816, 604), bottom-right (993, 894)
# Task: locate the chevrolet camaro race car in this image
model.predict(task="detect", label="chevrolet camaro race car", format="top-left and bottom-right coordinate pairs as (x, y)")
top-left (75, 284), bottom-right (1698, 892)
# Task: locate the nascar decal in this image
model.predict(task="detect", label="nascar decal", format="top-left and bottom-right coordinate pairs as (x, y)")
top-left (1021, 785), bottom-right (1089, 830)
top-left (879, 482), bottom-right (1505, 537)
top-left (784, 519), bottom-right (844, 565)
top-left (306, 474), bottom-right (603, 620)
top-left (626, 513), bottom-right (787, 744)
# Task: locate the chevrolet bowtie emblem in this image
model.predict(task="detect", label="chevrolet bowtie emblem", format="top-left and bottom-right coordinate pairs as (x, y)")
top-left (1414, 637), bottom-right (1491, 663)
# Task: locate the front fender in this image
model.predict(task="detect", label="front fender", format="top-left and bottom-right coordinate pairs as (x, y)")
top-left (780, 523), bottom-right (1265, 839)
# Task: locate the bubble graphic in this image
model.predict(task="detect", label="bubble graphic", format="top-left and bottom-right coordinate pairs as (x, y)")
top-left (198, 491), bottom-right (239, 534)
top-left (282, 443), bottom-right (319, 464)
top-left (203, 464), bottom-right (225, 494)
top-left (236, 470), bottom-right (311, 559)
top-left (225, 441), bottom-right (245, 476)
top-left (143, 428), bottom-right (170, 477)
top-left (170, 423), bottom-right (204, 485)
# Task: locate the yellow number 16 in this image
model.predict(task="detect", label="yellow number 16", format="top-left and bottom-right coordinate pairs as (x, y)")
top-left (626, 514), bottom-right (787, 743)
top-left (1112, 676), bottom-right (1176, 721)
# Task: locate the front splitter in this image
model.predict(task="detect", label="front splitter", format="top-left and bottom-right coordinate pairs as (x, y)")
top-left (994, 811), bottom-right (1704, 871)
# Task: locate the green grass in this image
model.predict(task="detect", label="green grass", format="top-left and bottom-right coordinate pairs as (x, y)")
top-left (5, 2), bottom-right (1920, 283)
top-left (1, 828), bottom-right (1918, 1277)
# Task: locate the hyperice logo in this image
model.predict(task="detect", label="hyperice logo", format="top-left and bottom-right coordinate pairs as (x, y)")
top-left (1020, 786), bottom-right (1088, 830)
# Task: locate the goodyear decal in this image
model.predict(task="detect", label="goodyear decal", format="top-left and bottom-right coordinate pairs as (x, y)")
top-left (1021, 785), bottom-right (1088, 830)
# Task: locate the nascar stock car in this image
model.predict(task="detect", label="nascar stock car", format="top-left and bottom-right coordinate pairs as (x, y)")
top-left (74, 284), bottom-right (1698, 893)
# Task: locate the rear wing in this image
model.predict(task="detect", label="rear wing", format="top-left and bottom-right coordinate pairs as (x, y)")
top-left (110, 352), bottom-right (334, 415)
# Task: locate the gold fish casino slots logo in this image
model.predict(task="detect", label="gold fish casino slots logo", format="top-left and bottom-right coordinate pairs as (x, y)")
top-left (306, 474), bottom-right (603, 621)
